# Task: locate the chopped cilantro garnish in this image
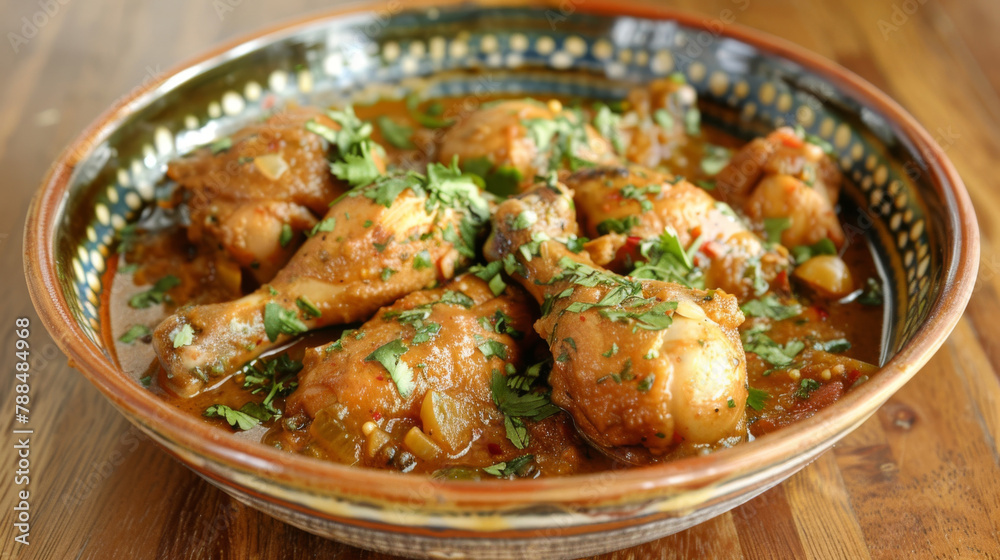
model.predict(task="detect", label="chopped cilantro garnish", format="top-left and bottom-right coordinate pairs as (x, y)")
top-left (742, 327), bottom-right (805, 367)
top-left (172, 324), bottom-right (194, 348)
top-left (412, 250), bottom-right (433, 270)
top-left (375, 115), bottom-right (415, 149)
top-left (209, 136), bottom-right (232, 154)
top-left (596, 215), bottom-right (640, 235)
top-left (365, 339), bottom-right (414, 398)
top-left (795, 378), bottom-right (821, 399)
top-left (592, 103), bottom-right (624, 154)
top-left (602, 343), bottom-right (619, 358)
top-left (263, 302), bottom-right (308, 342)
top-left (684, 107), bottom-right (701, 136)
top-left (619, 183), bottom-right (661, 212)
top-left (380, 267), bottom-right (397, 281)
top-left (631, 227), bottom-right (702, 288)
top-left (203, 404), bottom-right (262, 431)
top-left (763, 217), bottom-right (791, 245)
top-left (814, 338), bottom-right (851, 353)
top-left (654, 108), bottom-right (674, 132)
top-left (119, 325), bottom-right (151, 344)
top-left (475, 335), bottom-right (508, 361)
top-left (470, 261), bottom-right (507, 296)
top-left (746, 387), bottom-right (770, 411)
top-left (406, 94), bottom-right (455, 128)
top-left (858, 277), bottom-right (884, 306)
top-left (308, 217), bottom-right (336, 237)
top-left (330, 141), bottom-right (380, 187)
top-left (636, 374), bottom-right (655, 393)
top-left (128, 275), bottom-right (180, 309)
top-left (512, 210), bottom-right (538, 230)
top-left (740, 295), bottom-right (802, 321)
top-left (304, 105), bottom-right (373, 155)
top-left (440, 290), bottom-right (475, 308)
top-left (491, 369), bottom-right (560, 449)
top-left (279, 223), bottom-right (294, 247)
top-left (700, 144), bottom-right (731, 175)
top-left (295, 296), bottom-right (322, 319)
top-left (482, 454), bottom-right (535, 478)
top-left (240, 354), bottom-right (302, 414)
top-left (791, 238), bottom-right (838, 262)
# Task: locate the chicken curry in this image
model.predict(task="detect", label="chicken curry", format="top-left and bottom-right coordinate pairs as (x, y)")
top-left (105, 75), bottom-right (885, 478)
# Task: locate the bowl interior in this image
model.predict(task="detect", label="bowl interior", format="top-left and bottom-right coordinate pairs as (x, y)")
top-left (58, 5), bottom-right (941, 370)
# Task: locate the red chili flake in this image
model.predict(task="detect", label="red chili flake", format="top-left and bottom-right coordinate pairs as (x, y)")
top-left (811, 305), bottom-right (829, 321)
top-left (371, 411), bottom-right (383, 421)
top-left (702, 241), bottom-right (722, 259)
top-left (487, 443), bottom-right (502, 455)
top-left (579, 315), bottom-right (586, 322)
top-left (846, 369), bottom-right (862, 385)
top-left (376, 375), bottom-right (385, 381)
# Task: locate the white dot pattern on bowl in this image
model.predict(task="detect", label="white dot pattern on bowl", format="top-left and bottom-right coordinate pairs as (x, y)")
top-left (63, 9), bottom-right (932, 353)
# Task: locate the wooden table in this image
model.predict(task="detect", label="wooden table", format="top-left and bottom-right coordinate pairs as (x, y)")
top-left (2, 0), bottom-right (998, 558)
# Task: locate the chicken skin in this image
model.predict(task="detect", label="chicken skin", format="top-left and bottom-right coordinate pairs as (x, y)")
top-left (714, 127), bottom-right (845, 248)
top-left (484, 182), bottom-right (748, 461)
top-left (565, 166), bottom-right (790, 300)
top-left (282, 274), bottom-right (581, 474)
top-left (438, 100), bottom-right (616, 189)
top-left (153, 165), bottom-right (490, 398)
top-left (619, 76), bottom-right (700, 169)
top-left (167, 106), bottom-right (386, 282)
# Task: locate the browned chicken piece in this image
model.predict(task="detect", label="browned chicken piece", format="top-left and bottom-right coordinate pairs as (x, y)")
top-left (620, 76), bottom-right (700, 169)
top-left (152, 167), bottom-right (490, 398)
top-left (484, 182), bottom-right (748, 463)
top-left (281, 274), bottom-right (580, 475)
top-left (438, 100), bottom-right (616, 190)
top-left (167, 106), bottom-right (386, 283)
top-left (714, 127), bottom-right (845, 248)
top-left (565, 166), bottom-right (790, 300)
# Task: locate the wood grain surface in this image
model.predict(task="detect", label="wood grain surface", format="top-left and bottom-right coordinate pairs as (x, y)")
top-left (1, 0), bottom-right (998, 558)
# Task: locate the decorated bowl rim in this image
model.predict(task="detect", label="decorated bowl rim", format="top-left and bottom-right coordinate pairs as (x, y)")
top-left (23, 0), bottom-right (979, 512)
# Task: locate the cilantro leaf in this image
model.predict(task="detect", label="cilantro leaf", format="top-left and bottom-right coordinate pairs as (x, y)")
top-left (406, 94), bottom-right (455, 128)
top-left (330, 141), bottom-right (380, 187)
top-left (204, 404), bottom-right (261, 431)
top-left (172, 324), bottom-right (194, 348)
top-left (482, 454), bottom-right (535, 478)
top-left (596, 215), bottom-right (640, 235)
top-left (279, 223), bottom-right (294, 247)
top-left (476, 335), bottom-right (508, 361)
top-left (763, 217), bottom-right (791, 245)
top-left (814, 338), bottom-right (851, 353)
top-left (308, 217), bottom-right (336, 237)
top-left (119, 325), bottom-right (151, 344)
top-left (470, 261), bottom-right (507, 296)
top-left (740, 295), bottom-right (802, 321)
top-left (746, 387), bottom-right (770, 411)
top-left (700, 144), bottom-right (731, 175)
top-left (375, 115), bottom-right (415, 149)
top-left (129, 275), bottom-right (180, 309)
top-left (795, 378), bottom-right (821, 399)
top-left (295, 296), bottom-right (322, 319)
top-left (365, 339), bottom-right (415, 399)
top-left (791, 238), bottom-right (837, 262)
top-left (858, 277), bottom-right (884, 306)
top-left (263, 302), bottom-right (308, 342)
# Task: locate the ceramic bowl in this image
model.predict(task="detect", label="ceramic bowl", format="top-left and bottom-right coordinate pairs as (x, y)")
top-left (23, 1), bottom-right (978, 558)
